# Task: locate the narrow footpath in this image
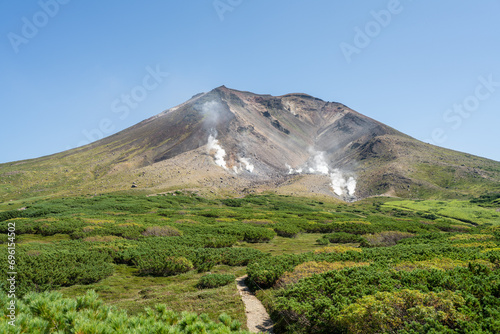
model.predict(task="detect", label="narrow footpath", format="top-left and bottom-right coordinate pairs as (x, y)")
top-left (236, 276), bottom-right (274, 333)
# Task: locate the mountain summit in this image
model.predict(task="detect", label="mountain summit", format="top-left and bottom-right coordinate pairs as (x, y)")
top-left (1, 86), bottom-right (499, 201)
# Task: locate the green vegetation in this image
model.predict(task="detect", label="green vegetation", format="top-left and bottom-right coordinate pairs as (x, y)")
top-left (197, 274), bottom-right (236, 289)
top-left (0, 193), bottom-right (499, 332)
top-left (471, 192), bottom-right (500, 207)
top-left (136, 256), bottom-right (194, 277)
top-left (338, 289), bottom-right (468, 334)
top-left (260, 263), bottom-right (500, 333)
top-left (382, 199), bottom-right (500, 225)
top-left (317, 232), bottom-right (367, 245)
top-left (59, 264), bottom-right (248, 322)
top-left (0, 290), bottom-right (249, 333)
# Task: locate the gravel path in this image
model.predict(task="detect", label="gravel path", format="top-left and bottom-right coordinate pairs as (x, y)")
top-left (236, 276), bottom-right (274, 333)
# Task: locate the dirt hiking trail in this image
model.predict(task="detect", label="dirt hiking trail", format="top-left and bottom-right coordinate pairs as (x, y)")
top-left (236, 276), bottom-right (274, 333)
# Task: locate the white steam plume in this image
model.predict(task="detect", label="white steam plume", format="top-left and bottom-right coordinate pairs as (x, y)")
top-left (201, 101), bottom-right (222, 129)
top-left (287, 150), bottom-right (357, 198)
top-left (207, 133), bottom-right (227, 169)
top-left (330, 169), bottom-right (356, 197)
top-left (346, 177), bottom-right (357, 196)
top-left (233, 157), bottom-right (255, 174)
top-left (240, 157), bottom-right (254, 173)
top-left (286, 164), bottom-right (303, 174)
top-left (330, 169), bottom-right (346, 196)
top-left (311, 151), bottom-right (329, 174)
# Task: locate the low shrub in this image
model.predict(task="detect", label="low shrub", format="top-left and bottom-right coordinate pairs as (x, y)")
top-left (316, 237), bottom-right (329, 245)
top-left (135, 256), bottom-right (193, 276)
top-left (204, 235), bottom-right (238, 248)
top-left (0, 250), bottom-right (114, 295)
top-left (434, 223), bottom-right (470, 232)
top-left (338, 289), bottom-right (468, 334)
top-left (452, 241), bottom-right (498, 248)
top-left (247, 253), bottom-right (311, 288)
top-left (83, 235), bottom-right (125, 242)
top-left (142, 225), bottom-right (182, 237)
top-left (276, 261), bottom-right (370, 288)
top-left (314, 245), bottom-right (362, 254)
top-left (37, 220), bottom-right (86, 236)
top-left (449, 234), bottom-right (494, 241)
top-left (273, 224), bottom-right (302, 238)
top-left (242, 219), bottom-right (274, 225)
top-left (322, 232), bottom-right (367, 245)
top-left (242, 228), bottom-right (276, 243)
top-left (0, 218), bottom-right (38, 234)
top-left (189, 247), bottom-right (267, 272)
top-left (471, 192), bottom-right (500, 204)
top-left (72, 222), bottom-right (145, 240)
top-left (221, 199), bottom-right (243, 207)
top-left (197, 274), bottom-right (235, 289)
top-left (393, 257), bottom-right (495, 271)
top-left (363, 231), bottom-right (414, 247)
top-left (174, 219), bottom-right (199, 224)
top-left (0, 290), bottom-right (249, 333)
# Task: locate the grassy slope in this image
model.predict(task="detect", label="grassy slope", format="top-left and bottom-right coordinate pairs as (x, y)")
top-left (0, 194), bottom-right (344, 327)
top-left (355, 134), bottom-right (500, 198)
top-left (60, 264), bottom-right (247, 321)
top-left (383, 199), bottom-right (500, 226)
top-left (59, 234), bottom-right (326, 317)
top-left (1, 136), bottom-right (499, 205)
top-left (1, 193), bottom-right (499, 332)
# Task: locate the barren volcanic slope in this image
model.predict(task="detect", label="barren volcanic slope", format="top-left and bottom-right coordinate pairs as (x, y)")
top-left (1, 86), bottom-right (499, 202)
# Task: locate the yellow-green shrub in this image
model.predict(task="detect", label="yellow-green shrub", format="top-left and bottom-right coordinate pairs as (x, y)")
top-left (116, 222), bottom-right (141, 228)
top-left (82, 218), bottom-right (115, 225)
top-left (174, 219), bottom-right (199, 224)
top-left (216, 218), bottom-right (236, 223)
top-left (314, 245), bottom-right (362, 254)
top-left (136, 256), bottom-right (194, 277)
top-left (482, 247), bottom-right (500, 253)
top-left (452, 242), bottom-right (497, 248)
top-left (142, 226), bottom-right (182, 237)
top-left (84, 235), bottom-right (125, 242)
top-left (450, 225), bottom-right (471, 232)
top-left (242, 219), bottom-right (275, 225)
top-left (338, 289), bottom-right (468, 334)
top-left (393, 257), bottom-right (494, 271)
top-left (363, 231), bottom-right (414, 247)
top-left (340, 220), bottom-right (371, 225)
top-left (276, 261), bottom-right (369, 288)
top-left (82, 225), bottom-right (103, 233)
top-left (449, 234), bottom-right (494, 241)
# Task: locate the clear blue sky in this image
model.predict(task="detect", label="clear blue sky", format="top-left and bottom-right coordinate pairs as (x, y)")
top-left (1, 0), bottom-right (499, 163)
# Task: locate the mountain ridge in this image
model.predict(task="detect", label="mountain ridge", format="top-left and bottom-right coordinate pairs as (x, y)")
top-left (1, 86), bottom-right (499, 203)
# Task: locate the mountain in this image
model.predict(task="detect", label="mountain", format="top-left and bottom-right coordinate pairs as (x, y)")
top-left (1, 86), bottom-right (499, 202)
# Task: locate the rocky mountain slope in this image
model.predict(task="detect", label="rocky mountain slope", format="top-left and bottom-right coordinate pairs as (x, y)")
top-left (1, 86), bottom-right (499, 202)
